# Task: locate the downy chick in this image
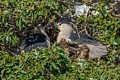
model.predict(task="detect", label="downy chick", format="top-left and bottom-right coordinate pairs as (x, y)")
top-left (59, 39), bottom-right (89, 61)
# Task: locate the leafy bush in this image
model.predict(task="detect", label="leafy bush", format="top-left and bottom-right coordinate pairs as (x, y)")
top-left (0, 0), bottom-right (68, 52)
top-left (0, 46), bottom-right (120, 80)
top-left (77, 2), bottom-right (120, 52)
top-left (0, 46), bottom-right (72, 79)
top-left (52, 60), bottom-right (120, 80)
top-left (0, 0), bottom-right (120, 80)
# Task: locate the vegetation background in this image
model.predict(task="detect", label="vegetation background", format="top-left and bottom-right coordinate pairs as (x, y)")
top-left (0, 0), bottom-right (120, 79)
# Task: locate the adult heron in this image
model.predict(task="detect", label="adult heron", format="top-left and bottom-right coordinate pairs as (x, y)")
top-left (16, 24), bottom-right (50, 55)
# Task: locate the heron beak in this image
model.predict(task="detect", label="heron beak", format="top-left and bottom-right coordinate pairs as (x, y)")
top-left (56, 23), bottom-right (61, 26)
top-left (55, 23), bottom-right (61, 29)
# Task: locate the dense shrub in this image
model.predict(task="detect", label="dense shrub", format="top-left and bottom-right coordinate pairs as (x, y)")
top-left (0, 0), bottom-right (120, 80)
top-left (77, 2), bottom-right (120, 52)
top-left (0, 46), bottom-right (120, 80)
top-left (0, 0), bottom-right (68, 52)
top-left (0, 46), bottom-right (72, 79)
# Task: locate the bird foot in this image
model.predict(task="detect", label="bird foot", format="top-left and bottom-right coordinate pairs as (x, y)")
top-left (65, 38), bottom-right (73, 44)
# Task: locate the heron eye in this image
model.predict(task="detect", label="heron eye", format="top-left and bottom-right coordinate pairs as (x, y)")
top-left (58, 23), bottom-right (62, 26)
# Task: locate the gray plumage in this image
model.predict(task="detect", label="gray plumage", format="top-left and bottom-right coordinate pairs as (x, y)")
top-left (69, 33), bottom-right (99, 45)
top-left (57, 17), bottom-right (107, 59)
top-left (16, 26), bottom-right (50, 55)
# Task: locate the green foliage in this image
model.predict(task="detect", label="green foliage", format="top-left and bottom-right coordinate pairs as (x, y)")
top-left (0, 48), bottom-right (120, 80)
top-left (52, 60), bottom-right (120, 80)
top-left (77, 2), bottom-right (120, 51)
top-left (0, 0), bottom-right (68, 49)
top-left (0, 0), bottom-right (120, 80)
top-left (0, 46), bottom-right (72, 79)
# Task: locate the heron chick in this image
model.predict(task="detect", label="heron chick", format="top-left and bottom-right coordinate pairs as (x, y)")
top-left (59, 38), bottom-right (89, 61)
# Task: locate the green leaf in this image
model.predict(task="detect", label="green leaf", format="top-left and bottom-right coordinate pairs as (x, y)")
top-left (6, 36), bottom-right (9, 42)
top-left (5, 63), bottom-right (13, 67)
top-left (20, 70), bottom-right (27, 74)
top-left (51, 62), bottom-right (60, 72)
top-left (16, 18), bottom-right (22, 30)
top-left (1, 68), bottom-right (6, 78)
top-left (116, 37), bottom-right (120, 45)
top-left (7, 12), bottom-right (12, 19)
top-left (59, 52), bottom-right (70, 62)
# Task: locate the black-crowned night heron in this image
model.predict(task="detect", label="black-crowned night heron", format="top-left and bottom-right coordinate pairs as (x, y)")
top-left (57, 17), bottom-right (107, 59)
top-left (16, 24), bottom-right (50, 55)
top-left (57, 17), bottom-right (80, 44)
